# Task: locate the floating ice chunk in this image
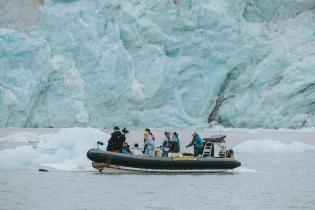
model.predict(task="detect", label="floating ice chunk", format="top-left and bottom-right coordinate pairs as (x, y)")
top-left (234, 139), bottom-right (315, 153)
top-left (287, 141), bottom-right (315, 153)
top-left (0, 132), bottom-right (39, 143)
top-left (0, 128), bottom-right (109, 171)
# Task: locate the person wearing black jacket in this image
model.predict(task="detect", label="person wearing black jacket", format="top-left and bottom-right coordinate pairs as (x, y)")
top-left (106, 127), bottom-right (127, 152)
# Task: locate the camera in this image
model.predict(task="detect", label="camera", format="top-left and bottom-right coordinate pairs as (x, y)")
top-left (97, 141), bottom-right (104, 145)
top-left (122, 127), bottom-right (129, 134)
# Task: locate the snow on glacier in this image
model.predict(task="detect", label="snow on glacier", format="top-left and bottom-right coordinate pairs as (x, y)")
top-left (0, 0), bottom-right (315, 128)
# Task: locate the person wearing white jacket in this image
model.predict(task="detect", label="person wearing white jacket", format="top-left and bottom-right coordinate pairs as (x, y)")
top-left (132, 143), bottom-right (143, 155)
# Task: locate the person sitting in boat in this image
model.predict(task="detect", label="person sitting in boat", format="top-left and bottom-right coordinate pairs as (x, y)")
top-left (106, 126), bottom-right (126, 152)
top-left (186, 131), bottom-right (203, 157)
top-left (121, 142), bottom-right (132, 155)
top-left (144, 131), bottom-right (155, 156)
top-left (132, 143), bottom-right (143, 155)
top-left (226, 149), bottom-right (234, 158)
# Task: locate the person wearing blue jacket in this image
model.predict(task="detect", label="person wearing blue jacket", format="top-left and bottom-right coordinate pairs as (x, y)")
top-left (186, 131), bottom-right (204, 157)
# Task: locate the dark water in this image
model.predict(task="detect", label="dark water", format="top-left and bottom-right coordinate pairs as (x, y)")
top-left (1, 153), bottom-right (314, 210)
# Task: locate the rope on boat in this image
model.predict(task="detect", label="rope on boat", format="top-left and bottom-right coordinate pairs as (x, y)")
top-left (105, 153), bottom-right (114, 166)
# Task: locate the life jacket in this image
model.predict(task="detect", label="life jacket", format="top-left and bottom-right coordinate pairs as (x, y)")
top-left (193, 134), bottom-right (203, 148)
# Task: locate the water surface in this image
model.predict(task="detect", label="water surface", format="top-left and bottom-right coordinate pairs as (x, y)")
top-left (1, 153), bottom-right (314, 210)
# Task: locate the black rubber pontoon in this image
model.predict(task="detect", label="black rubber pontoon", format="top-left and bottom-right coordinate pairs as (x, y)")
top-left (87, 149), bottom-right (241, 170)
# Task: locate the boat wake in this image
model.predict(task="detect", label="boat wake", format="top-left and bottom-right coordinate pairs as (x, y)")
top-left (229, 167), bottom-right (257, 173)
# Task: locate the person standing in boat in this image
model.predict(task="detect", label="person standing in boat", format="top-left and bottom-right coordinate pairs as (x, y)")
top-left (143, 128), bottom-right (155, 153)
top-left (145, 128), bottom-right (155, 141)
top-left (161, 131), bottom-right (172, 157)
top-left (106, 126), bottom-right (126, 152)
top-left (144, 131), bottom-right (155, 156)
top-left (186, 131), bottom-right (203, 157)
top-left (171, 131), bottom-right (180, 153)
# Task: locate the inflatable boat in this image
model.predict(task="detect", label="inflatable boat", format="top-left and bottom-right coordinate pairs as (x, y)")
top-left (87, 149), bottom-right (241, 172)
top-left (87, 134), bottom-right (241, 173)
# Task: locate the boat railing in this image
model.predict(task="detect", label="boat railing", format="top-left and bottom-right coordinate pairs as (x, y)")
top-left (201, 140), bottom-right (227, 158)
top-left (202, 142), bottom-right (213, 157)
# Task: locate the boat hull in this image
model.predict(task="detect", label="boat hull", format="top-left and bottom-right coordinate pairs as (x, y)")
top-left (87, 149), bottom-right (241, 170)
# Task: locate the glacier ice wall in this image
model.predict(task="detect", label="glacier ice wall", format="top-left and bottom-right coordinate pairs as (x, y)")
top-left (0, 0), bottom-right (315, 128)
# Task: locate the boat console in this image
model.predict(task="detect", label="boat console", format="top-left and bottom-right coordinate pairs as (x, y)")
top-left (202, 135), bottom-right (233, 158)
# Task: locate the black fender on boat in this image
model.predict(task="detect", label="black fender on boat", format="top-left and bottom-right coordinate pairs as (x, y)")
top-left (87, 149), bottom-right (241, 170)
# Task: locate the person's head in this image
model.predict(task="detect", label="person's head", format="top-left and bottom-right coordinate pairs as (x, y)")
top-left (192, 131), bottom-right (197, 137)
top-left (123, 142), bottom-right (128, 148)
top-left (172, 132), bottom-right (178, 140)
top-left (134, 143), bottom-right (139, 148)
top-left (114, 126), bottom-right (120, 131)
top-left (164, 131), bottom-right (171, 140)
top-left (145, 128), bottom-right (151, 134)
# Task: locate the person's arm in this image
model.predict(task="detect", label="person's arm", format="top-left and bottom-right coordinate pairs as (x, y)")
top-left (186, 140), bottom-right (193, 148)
top-left (106, 135), bottom-right (113, 151)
